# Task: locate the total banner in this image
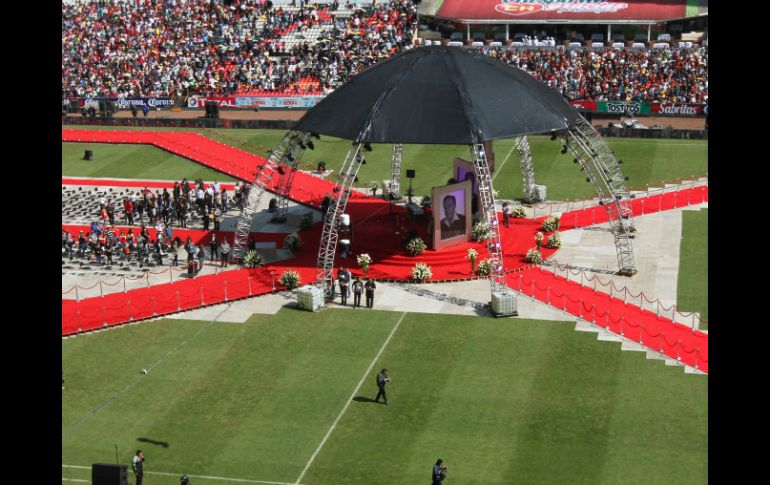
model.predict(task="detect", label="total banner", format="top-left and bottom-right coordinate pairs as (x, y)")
top-left (187, 96), bottom-right (237, 108)
top-left (83, 97), bottom-right (175, 109)
top-left (234, 96), bottom-right (324, 108)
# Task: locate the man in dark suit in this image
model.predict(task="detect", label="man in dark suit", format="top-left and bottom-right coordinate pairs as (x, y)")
top-left (374, 368), bottom-right (389, 404)
top-left (337, 266), bottom-right (350, 305)
top-left (440, 194), bottom-right (466, 240)
top-left (365, 279), bottom-right (377, 308)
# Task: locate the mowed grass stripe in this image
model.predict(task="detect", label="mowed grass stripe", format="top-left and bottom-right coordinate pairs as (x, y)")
top-left (677, 208), bottom-right (708, 329)
top-left (62, 126), bottom-right (707, 202)
top-left (62, 310), bottom-right (400, 483)
top-left (62, 142), bottom-right (238, 182)
top-left (303, 315), bottom-right (707, 485)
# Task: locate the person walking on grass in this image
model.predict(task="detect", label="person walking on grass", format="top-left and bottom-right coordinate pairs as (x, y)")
top-left (132, 450), bottom-right (145, 485)
top-left (374, 368), bottom-right (389, 405)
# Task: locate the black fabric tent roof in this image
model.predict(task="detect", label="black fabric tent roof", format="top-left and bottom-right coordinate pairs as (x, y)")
top-left (294, 46), bottom-right (580, 145)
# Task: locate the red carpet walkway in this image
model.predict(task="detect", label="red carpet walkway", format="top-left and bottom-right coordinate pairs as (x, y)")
top-left (62, 130), bottom-right (708, 374)
top-left (507, 267), bottom-right (708, 372)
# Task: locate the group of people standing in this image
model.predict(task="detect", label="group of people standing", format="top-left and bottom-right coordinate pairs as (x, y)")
top-left (335, 266), bottom-right (376, 308)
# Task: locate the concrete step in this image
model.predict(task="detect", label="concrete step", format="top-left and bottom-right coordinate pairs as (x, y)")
top-left (620, 340), bottom-right (647, 352)
top-left (574, 320), bottom-right (600, 333)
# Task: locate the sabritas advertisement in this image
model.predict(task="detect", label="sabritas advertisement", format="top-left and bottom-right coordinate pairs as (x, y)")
top-left (436, 0), bottom-right (687, 21)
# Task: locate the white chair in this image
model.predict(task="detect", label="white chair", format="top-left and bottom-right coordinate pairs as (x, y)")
top-left (568, 42), bottom-right (582, 48)
top-left (612, 42), bottom-right (625, 49)
top-left (632, 42), bottom-right (646, 49)
top-left (652, 42), bottom-right (669, 49)
top-left (424, 39), bottom-right (432, 46)
top-left (447, 41), bottom-right (464, 47)
top-left (471, 41), bottom-right (484, 48)
top-left (488, 41), bottom-right (502, 48)
top-left (685, 41), bottom-right (693, 48)
top-left (510, 41), bottom-right (523, 47)
top-left (591, 42), bottom-right (604, 48)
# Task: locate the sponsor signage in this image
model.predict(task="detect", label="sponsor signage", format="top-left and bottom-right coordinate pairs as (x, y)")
top-left (234, 96), bottom-right (324, 108)
top-left (598, 101), bottom-right (650, 114)
top-left (650, 103), bottom-right (704, 116)
top-left (569, 100), bottom-right (597, 112)
top-left (435, 0), bottom-right (687, 22)
top-left (83, 97), bottom-right (175, 109)
top-left (187, 96), bottom-right (237, 108)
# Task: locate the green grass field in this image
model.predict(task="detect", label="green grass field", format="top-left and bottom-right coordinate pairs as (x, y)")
top-left (62, 309), bottom-right (707, 485)
top-left (62, 125), bottom-right (707, 201)
top-left (677, 208), bottom-right (708, 330)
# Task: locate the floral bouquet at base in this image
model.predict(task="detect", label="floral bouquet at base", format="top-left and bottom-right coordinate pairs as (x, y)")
top-left (411, 262), bottom-right (432, 282)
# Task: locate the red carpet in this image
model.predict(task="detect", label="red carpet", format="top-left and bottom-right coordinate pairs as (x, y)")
top-left (507, 267), bottom-right (708, 373)
top-left (62, 129), bottom-right (708, 373)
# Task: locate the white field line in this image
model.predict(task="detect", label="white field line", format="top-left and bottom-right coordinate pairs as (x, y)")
top-left (293, 311), bottom-right (408, 485)
top-left (62, 304), bottom-right (232, 438)
top-left (62, 465), bottom-right (303, 485)
top-left (492, 143), bottom-right (518, 182)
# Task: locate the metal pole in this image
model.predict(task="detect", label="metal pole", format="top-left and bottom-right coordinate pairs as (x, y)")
top-left (75, 286), bottom-right (80, 302)
top-left (100, 281), bottom-right (104, 298)
top-left (647, 24), bottom-right (651, 42)
top-left (224, 280), bottom-right (228, 302)
top-left (152, 296), bottom-right (157, 316)
top-left (200, 287), bottom-right (205, 306)
top-left (146, 272), bottom-right (150, 288)
top-left (170, 267), bottom-right (173, 283)
top-left (506, 24), bottom-right (509, 41)
top-left (176, 290), bottom-right (181, 311)
top-left (248, 276), bottom-right (253, 296)
top-left (123, 276), bottom-right (127, 293)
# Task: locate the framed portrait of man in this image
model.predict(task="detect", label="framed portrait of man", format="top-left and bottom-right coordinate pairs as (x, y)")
top-left (453, 158), bottom-right (480, 217)
top-left (431, 180), bottom-right (472, 251)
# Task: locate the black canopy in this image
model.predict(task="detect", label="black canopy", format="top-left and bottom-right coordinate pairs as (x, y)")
top-left (294, 45), bottom-right (580, 145)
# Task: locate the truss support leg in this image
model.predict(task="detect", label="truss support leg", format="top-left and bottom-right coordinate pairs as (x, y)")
top-left (471, 143), bottom-right (518, 316)
top-left (273, 132), bottom-right (312, 222)
top-left (562, 115), bottom-right (637, 276)
top-left (316, 144), bottom-right (367, 300)
top-left (389, 143), bottom-right (402, 200)
top-left (231, 130), bottom-right (307, 261)
top-left (515, 136), bottom-right (539, 203)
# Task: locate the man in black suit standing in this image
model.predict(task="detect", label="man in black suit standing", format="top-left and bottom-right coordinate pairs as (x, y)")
top-left (440, 194), bottom-right (466, 239)
top-left (374, 368), bottom-right (390, 404)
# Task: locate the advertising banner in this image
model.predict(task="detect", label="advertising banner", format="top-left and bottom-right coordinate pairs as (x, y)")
top-left (433, 0), bottom-right (688, 22)
top-left (597, 101), bottom-right (651, 115)
top-left (568, 100), bottom-right (597, 112)
top-left (649, 103), bottom-right (704, 116)
top-left (234, 96), bottom-right (324, 108)
top-left (83, 97), bottom-right (175, 109)
top-left (187, 96), bottom-right (237, 108)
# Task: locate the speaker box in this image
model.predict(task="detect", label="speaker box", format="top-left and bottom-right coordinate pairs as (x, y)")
top-left (211, 101), bottom-right (220, 119)
top-left (204, 101), bottom-right (213, 118)
top-left (84, 150), bottom-right (93, 161)
top-left (406, 169), bottom-right (415, 179)
top-left (92, 463), bottom-right (128, 485)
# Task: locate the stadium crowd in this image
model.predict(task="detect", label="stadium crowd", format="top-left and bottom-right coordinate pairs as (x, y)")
top-left (62, 0), bottom-right (706, 104)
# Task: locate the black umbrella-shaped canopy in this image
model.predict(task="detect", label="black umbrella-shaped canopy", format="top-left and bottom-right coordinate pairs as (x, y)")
top-left (294, 46), bottom-right (580, 145)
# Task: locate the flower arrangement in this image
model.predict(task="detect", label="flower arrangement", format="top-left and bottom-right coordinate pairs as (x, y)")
top-left (476, 259), bottom-right (491, 276)
top-left (411, 262), bottom-right (432, 282)
top-left (406, 237), bottom-right (427, 256)
top-left (512, 205), bottom-right (528, 218)
top-left (525, 248), bottom-right (543, 264)
top-left (284, 232), bottom-right (302, 252)
top-left (356, 253), bottom-right (372, 275)
top-left (472, 222), bottom-right (491, 242)
top-left (535, 231), bottom-right (544, 250)
top-left (546, 232), bottom-right (562, 249)
top-left (280, 270), bottom-right (301, 289)
top-left (242, 250), bottom-right (263, 268)
top-left (541, 213), bottom-right (562, 232)
top-left (467, 248), bottom-right (478, 273)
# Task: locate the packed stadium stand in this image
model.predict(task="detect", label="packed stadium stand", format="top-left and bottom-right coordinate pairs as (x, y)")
top-left (61, 0), bottom-right (706, 104)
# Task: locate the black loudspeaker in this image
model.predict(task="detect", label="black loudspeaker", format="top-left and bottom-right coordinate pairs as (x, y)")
top-left (92, 463), bottom-right (128, 485)
top-left (84, 150), bottom-right (94, 161)
top-left (99, 101), bottom-right (115, 118)
top-left (205, 101), bottom-right (220, 119)
top-left (406, 169), bottom-right (415, 179)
